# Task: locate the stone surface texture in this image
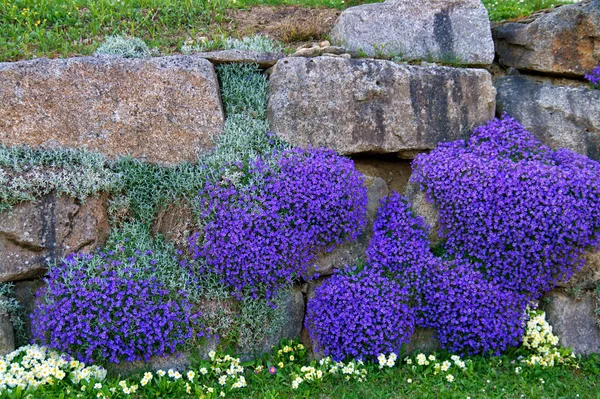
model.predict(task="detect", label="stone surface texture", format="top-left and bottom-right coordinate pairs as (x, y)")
top-left (268, 57), bottom-right (495, 157)
top-left (404, 327), bottom-right (440, 354)
top-left (0, 194), bottom-right (109, 282)
top-left (193, 50), bottom-right (285, 68)
top-left (13, 279), bottom-right (45, 341)
top-left (152, 199), bottom-right (196, 250)
top-left (0, 55), bottom-right (224, 165)
top-left (353, 158), bottom-right (412, 194)
top-left (0, 308), bottom-right (15, 356)
top-left (404, 180), bottom-right (442, 246)
top-left (496, 75), bottom-right (600, 161)
top-left (493, 0), bottom-right (600, 77)
top-left (247, 287), bottom-right (305, 356)
top-left (330, 0), bottom-right (495, 65)
top-left (542, 290), bottom-right (600, 355)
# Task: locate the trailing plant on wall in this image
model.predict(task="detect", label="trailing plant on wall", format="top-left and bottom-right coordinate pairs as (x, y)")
top-left (411, 114), bottom-right (600, 300)
top-left (305, 267), bottom-right (414, 361)
top-left (366, 192), bottom-right (527, 356)
top-left (306, 115), bottom-right (600, 359)
top-left (32, 248), bottom-right (201, 364)
top-left (190, 147), bottom-right (368, 300)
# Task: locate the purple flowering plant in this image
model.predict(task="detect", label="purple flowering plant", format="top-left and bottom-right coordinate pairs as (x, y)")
top-left (419, 259), bottom-right (528, 355)
top-left (363, 191), bottom-right (527, 355)
top-left (305, 267), bottom-right (415, 361)
top-left (190, 147), bottom-right (368, 300)
top-left (366, 192), bottom-right (434, 303)
top-left (32, 231), bottom-right (202, 365)
top-left (322, 114), bottom-right (600, 357)
top-left (585, 65), bottom-right (600, 88)
top-left (411, 114), bottom-right (600, 300)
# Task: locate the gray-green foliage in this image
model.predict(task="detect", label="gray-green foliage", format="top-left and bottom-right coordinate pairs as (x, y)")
top-left (0, 146), bottom-right (122, 213)
top-left (181, 34), bottom-right (283, 54)
top-left (218, 63), bottom-right (269, 118)
top-left (95, 35), bottom-right (152, 58)
top-left (0, 63), bottom-right (287, 222)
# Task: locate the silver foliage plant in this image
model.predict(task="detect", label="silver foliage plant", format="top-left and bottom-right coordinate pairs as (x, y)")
top-left (181, 34), bottom-right (283, 54)
top-left (95, 35), bottom-right (152, 58)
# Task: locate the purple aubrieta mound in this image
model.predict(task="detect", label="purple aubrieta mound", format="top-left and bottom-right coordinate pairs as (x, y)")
top-left (411, 114), bottom-right (600, 299)
top-left (305, 267), bottom-right (415, 361)
top-left (190, 147), bottom-right (368, 299)
top-left (419, 259), bottom-right (528, 355)
top-left (32, 253), bottom-right (198, 364)
top-left (366, 191), bottom-right (433, 301)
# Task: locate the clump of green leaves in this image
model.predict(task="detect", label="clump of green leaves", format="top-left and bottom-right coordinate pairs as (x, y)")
top-left (95, 35), bottom-right (152, 58)
top-left (182, 34), bottom-right (283, 54)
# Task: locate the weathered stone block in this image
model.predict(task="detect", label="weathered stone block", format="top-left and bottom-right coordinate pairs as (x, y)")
top-left (268, 57), bottom-right (495, 157)
top-left (0, 194), bottom-right (109, 282)
top-left (0, 309), bottom-right (15, 356)
top-left (0, 55), bottom-right (224, 165)
top-left (353, 158), bottom-right (412, 194)
top-left (330, 0), bottom-right (495, 65)
top-left (493, 0), bottom-right (600, 77)
top-left (542, 290), bottom-right (600, 355)
top-left (496, 75), bottom-right (600, 161)
top-left (152, 199), bottom-right (196, 250)
top-left (193, 50), bottom-right (285, 68)
top-left (405, 180), bottom-right (442, 246)
top-left (558, 251), bottom-right (600, 290)
top-left (13, 279), bottom-right (45, 342)
top-left (404, 327), bottom-right (440, 355)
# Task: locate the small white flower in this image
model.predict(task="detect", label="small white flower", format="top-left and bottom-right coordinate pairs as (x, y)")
top-left (187, 370), bottom-right (195, 381)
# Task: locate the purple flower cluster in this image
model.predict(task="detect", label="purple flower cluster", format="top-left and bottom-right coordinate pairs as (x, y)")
top-left (366, 192), bottom-right (433, 301)
top-left (419, 260), bottom-right (528, 355)
top-left (305, 268), bottom-right (414, 361)
top-left (364, 192), bottom-right (527, 355)
top-left (411, 114), bottom-right (600, 299)
top-left (585, 65), bottom-right (600, 88)
top-left (32, 252), bottom-right (199, 364)
top-left (190, 148), bottom-right (367, 299)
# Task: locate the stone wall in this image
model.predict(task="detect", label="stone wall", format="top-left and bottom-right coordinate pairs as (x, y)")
top-left (1, 0), bottom-right (599, 364)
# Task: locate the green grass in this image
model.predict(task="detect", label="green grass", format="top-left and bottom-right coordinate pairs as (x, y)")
top-left (2, 343), bottom-right (600, 399)
top-left (0, 0), bottom-right (576, 63)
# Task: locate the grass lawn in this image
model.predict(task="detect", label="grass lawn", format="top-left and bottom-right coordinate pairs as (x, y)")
top-left (0, 0), bottom-right (575, 62)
